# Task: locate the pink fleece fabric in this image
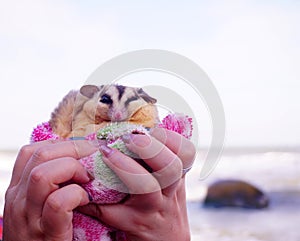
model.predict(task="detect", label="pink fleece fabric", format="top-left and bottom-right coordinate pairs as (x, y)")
top-left (30, 114), bottom-right (193, 241)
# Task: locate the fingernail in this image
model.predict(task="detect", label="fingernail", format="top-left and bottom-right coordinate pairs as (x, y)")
top-left (88, 193), bottom-right (93, 202)
top-left (99, 145), bottom-right (114, 157)
top-left (86, 169), bottom-right (95, 181)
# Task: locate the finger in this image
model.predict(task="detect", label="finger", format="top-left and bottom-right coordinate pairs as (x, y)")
top-left (76, 202), bottom-right (130, 231)
top-left (77, 202), bottom-right (150, 232)
top-left (150, 127), bottom-right (196, 168)
top-left (77, 190), bottom-right (163, 232)
top-left (99, 145), bottom-right (161, 195)
top-left (21, 140), bottom-right (97, 186)
top-left (41, 184), bottom-right (90, 240)
top-left (9, 140), bottom-right (62, 188)
top-left (26, 157), bottom-right (91, 221)
top-left (122, 134), bottom-right (183, 190)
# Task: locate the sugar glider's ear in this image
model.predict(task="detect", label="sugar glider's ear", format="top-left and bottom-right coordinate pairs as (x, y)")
top-left (137, 88), bottom-right (157, 104)
top-left (80, 85), bottom-right (101, 98)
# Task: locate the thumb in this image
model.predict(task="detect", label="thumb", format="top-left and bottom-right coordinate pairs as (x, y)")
top-left (76, 203), bottom-right (134, 231)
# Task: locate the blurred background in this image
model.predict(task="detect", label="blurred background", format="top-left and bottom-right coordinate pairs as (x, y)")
top-left (0, 1), bottom-right (299, 240)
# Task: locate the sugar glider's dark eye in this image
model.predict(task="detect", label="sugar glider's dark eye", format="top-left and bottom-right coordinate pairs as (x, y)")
top-left (100, 94), bottom-right (112, 104)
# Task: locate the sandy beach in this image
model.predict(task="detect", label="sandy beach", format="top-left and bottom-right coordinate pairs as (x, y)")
top-left (1, 148), bottom-right (300, 241)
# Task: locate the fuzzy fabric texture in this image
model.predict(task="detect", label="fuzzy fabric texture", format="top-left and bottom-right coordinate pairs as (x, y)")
top-left (158, 113), bottom-right (193, 139)
top-left (31, 114), bottom-right (193, 241)
top-left (30, 122), bottom-right (60, 143)
top-left (0, 216), bottom-right (2, 241)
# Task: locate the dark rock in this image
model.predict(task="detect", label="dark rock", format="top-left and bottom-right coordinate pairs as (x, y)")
top-left (203, 179), bottom-right (269, 209)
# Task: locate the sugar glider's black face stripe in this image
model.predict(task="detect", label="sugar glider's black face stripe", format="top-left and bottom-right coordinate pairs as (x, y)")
top-left (124, 95), bottom-right (139, 107)
top-left (116, 85), bottom-right (126, 100)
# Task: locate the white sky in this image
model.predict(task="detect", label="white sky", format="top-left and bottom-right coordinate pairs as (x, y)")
top-left (0, 0), bottom-right (299, 149)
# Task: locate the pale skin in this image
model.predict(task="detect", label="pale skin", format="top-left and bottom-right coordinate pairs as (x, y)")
top-left (3, 128), bottom-right (196, 241)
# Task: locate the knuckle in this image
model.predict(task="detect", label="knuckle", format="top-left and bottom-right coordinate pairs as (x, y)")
top-left (29, 166), bottom-right (48, 185)
top-left (4, 186), bottom-right (16, 201)
top-left (19, 144), bottom-right (35, 157)
top-left (46, 194), bottom-right (64, 213)
top-left (4, 189), bottom-right (17, 212)
top-left (4, 186), bottom-right (26, 217)
top-left (32, 146), bottom-right (51, 162)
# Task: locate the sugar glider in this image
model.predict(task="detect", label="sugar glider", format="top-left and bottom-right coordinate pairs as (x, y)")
top-left (49, 84), bottom-right (159, 138)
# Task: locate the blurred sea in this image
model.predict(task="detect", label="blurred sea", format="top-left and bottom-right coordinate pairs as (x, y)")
top-left (1, 147), bottom-right (300, 241)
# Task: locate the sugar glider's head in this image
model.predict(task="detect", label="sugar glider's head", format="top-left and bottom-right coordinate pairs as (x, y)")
top-left (80, 84), bottom-right (157, 122)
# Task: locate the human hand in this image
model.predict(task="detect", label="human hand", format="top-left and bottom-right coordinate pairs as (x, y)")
top-left (78, 127), bottom-right (196, 241)
top-left (3, 140), bottom-right (97, 241)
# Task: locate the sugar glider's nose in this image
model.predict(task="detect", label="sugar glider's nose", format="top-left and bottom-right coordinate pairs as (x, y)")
top-left (112, 111), bottom-right (123, 121)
